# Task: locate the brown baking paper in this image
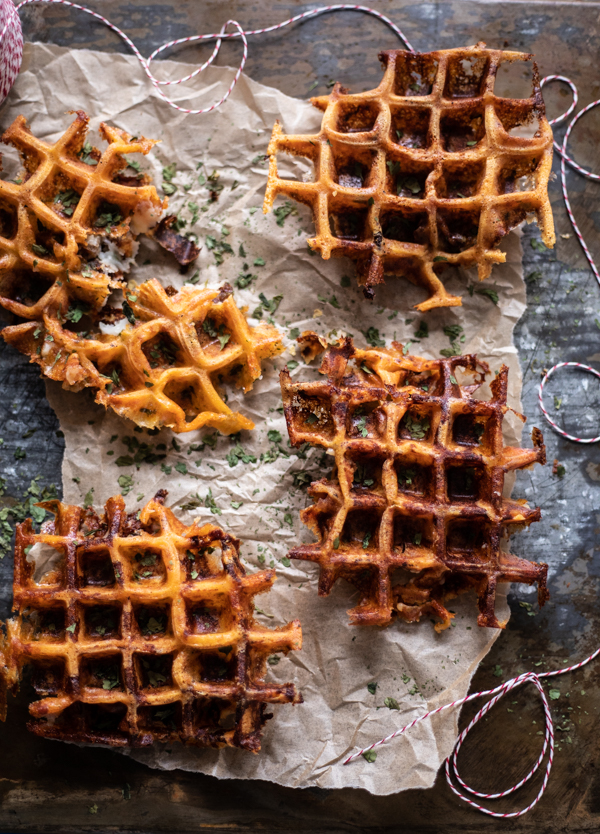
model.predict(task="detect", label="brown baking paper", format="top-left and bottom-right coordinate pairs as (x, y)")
top-left (3, 41), bottom-right (537, 795)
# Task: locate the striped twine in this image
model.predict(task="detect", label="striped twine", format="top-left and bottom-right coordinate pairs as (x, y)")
top-left (12, 1), bottom-right (412, 114)
top-left (1, 0), bottom-right (599, 816)
top-left (538, 362), bottom-right (600, 443)
top-left (344, 645), bottom-right (600, 817)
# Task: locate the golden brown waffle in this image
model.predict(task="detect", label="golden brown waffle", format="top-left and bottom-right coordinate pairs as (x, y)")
top-left (0, 110), bottom-right (165, 320)
top-left (281, 335), bottom-right (548, 629)
top-left (264, 43), bottom-right (554, 310)
top-left (0, 492), bottom-right (302, 751)
top-left (3, 280), bottom-right (283, 434)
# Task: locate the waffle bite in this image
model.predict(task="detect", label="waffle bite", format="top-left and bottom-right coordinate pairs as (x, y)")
top-left (3, 280), bottom-right (283, 434)
top-left (264, 43), bottom-right (554, 310)
top-left (281, 335), bottom-right (548, 630)
top-left (0, 110), bottom-right (166, 320)
top-left (0, 492), bottom-right (302, 750)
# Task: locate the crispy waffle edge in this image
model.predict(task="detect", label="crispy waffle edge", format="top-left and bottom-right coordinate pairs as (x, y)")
top-left (0, 491), bottom-right (302, 752)
top-left (280, 333), bottom-right (548, 630)
top-left (264, 43), bottom-right (555, 310)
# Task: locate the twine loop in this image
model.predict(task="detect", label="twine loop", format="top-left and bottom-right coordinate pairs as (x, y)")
top-left (345, 646), bottom-right (600, 817)
top-left (538, 362), bottom-right (600, 443)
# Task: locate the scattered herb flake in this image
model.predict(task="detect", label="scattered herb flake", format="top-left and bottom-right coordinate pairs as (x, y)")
top-left (363, 327), bottom-right (385, 348)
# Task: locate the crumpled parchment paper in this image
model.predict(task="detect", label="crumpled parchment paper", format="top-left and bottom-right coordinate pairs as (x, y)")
top-left (3, 41), bottom-right (536, 795)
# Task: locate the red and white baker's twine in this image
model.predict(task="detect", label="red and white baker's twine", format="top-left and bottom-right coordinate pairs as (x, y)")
top-left (538, 362), bottom-right (600, 443)
top-left (1, 0), bottom-right (599, 816)
top-left (1, 2), bottom-right (596, 278)
top-left (5, 1), bottom-right (413, 114)
top-left (345, 645), bottom-right (600, 817)
top-left (536, 77), bottom-right (600, 443)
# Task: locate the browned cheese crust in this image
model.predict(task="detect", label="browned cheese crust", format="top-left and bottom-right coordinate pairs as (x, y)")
top-left (0, 492), bottom-right (302, 751)
top-left (0, 110), bottom-right (165, 317)
top-left (3, 280), bottom-right (283, 434)
top-left (0, 112), bottom-right (283, 434)
top-left (281, 335), bottom-right (548, 630)
top-left (264, 44), bottom-right (555, 310)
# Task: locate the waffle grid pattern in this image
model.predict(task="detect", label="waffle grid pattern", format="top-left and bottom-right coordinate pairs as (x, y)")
top-left (3, 280), bottom-right (283, 433)
top-left (0, 111), bottom-right (164, 319)
top-left (264, 44), bottom-right (555, 310)
top-left (281, 337), bottom-right (548, 629)
top-left (2, 494), bottom-right (302, 751)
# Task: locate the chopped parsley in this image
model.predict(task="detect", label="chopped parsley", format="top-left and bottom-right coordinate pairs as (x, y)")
top-left (353, 463), bottom-right (375, 488)
top-left (203, 318), bottom-right (230, 350)
top-left (204, 488), bottom-right (221, 514)
top-left (402, 413), bottom-right (430, 440)
top-left (235, 269), bottom-right (257, 289)
top-left (205, 234), bottom-right (234, 265)
top-left (53, 188), bottom-right (80, 216)
top-left (473, 286), bottom-right (499, 305)
top-left (162, 162), bottom-right (177, 195)
top-left (185, 269), bottom-right (200, 285)
top-left (122, 300), bottom-right (136, 325)
top-left (94, 202), bottom-right (123, 228)
top-left (79, 141), bottom-right (98, 165)
top-left (125, 157), bottom-right (142, 175)
top-left (0, 475), bottom-right (57, 548)
top-left (253, 292), bottom-right (283, 320)
top-left (114, 435), bottom-right (166, 468)
top-left (227, 444), bottom-right (257, 467)
top-left (396, 175), bottom-right (421, 195)
top-left (363, 327), bottom-right (385, 347)
top-left (273, 201), bottom-right (298, 227)
top-left (65, 301), bottom-right (89, 323)
top-left (440, 324), bottom-right (465, 357)
top-left (414, 320), bottom-right (428, 340)
top-left (355, 416), bottom-right (368, 437)
top-left (292, 471), bottom-right (316, 489)
top-left (118, 474), bottom-right (134, 496)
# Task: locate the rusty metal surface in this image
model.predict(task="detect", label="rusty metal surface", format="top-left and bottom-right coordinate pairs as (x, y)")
top-left (1, 0), bottom-right (600, 830)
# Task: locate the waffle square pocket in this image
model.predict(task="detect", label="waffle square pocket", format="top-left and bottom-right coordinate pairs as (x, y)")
top-left (264, 43), bottom-right (554, 310)
top-left (0, 492), bottom-right (302, 751)
top-left (281, 335), bottom-right (548, 629)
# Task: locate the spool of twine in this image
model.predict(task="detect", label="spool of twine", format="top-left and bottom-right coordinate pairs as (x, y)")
top-left (0, 0), bottom-right (23, 105)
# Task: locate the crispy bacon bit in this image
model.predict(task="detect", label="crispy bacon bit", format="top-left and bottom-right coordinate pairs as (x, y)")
top-left (153, 215), bottom-right (201, 265)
